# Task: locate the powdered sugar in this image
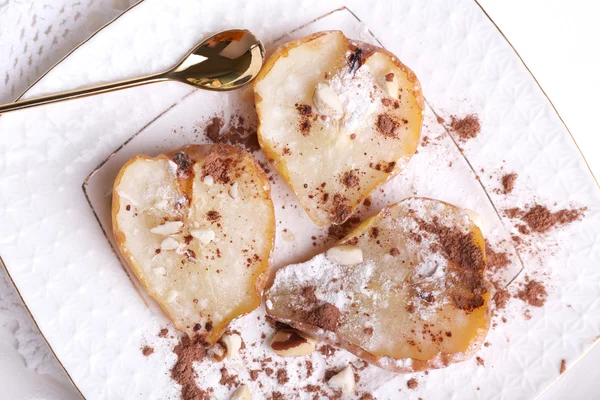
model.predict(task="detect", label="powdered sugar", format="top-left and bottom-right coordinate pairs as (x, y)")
top-left (327, 59), bottom-right (379, 133)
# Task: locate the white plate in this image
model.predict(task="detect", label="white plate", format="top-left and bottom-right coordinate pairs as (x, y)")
top-left (1, 1), bottom-right (599, 399)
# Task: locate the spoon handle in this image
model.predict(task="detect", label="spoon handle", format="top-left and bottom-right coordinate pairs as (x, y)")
top-left (0, 72), bottom-right (169, 114)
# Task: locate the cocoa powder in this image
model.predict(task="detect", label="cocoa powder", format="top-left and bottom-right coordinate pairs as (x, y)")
top-left (204, 115), bottom-right (260, 152)
top-left (501, 173), bottom-right (517, 194)
top-left (517, 280), bottom-right (547, 307)
top-left (376, 114), bottom-right (398, 138)
top-left (219, 367), bottom-right (239, 389)
top-left (331, 194), bottom-right (351, 225)
top-left (202, 153), bottom-right (235, 184)
top-left (341, 170), bottom-right (360, 188)
top-left (450, 114), bottom-right (480, 141)
top-left (407, 378), bottom-right (419, 390)
top-left (417, 217), bottom-right (486, 312)
top-left (494, 289), bottom-right (511, 310)
top-left (141, 346), bottom-right (154, 357)
top-left (170, 335), bottom-right (210, 400)
top-left (303, 303), bottom-right (341, 332)
top-left (484, 240), bottom-right (510, 272)
top-left (522, 205), bottom-right (585, 233)
top-left (505, 204), bottom-right (586, 233)
top-left (301, 286), bottom-right (318, 303)
top-left (277, 368), bottom-right (289, 385)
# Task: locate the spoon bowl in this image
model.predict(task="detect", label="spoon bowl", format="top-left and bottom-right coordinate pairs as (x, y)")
top-left (170, 29), bottom-right (265, 91)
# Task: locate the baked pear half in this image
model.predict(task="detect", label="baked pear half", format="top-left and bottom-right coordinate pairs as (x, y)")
top-left (112, 144), bottom-right (275, 344)
top-left (265, 197), bottom-right (490, 372)
top-left (254, 31), bottom-right (423, 226)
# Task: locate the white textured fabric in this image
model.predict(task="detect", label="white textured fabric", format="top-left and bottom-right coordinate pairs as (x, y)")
top-left (0, 1), bottom-right (136, 398)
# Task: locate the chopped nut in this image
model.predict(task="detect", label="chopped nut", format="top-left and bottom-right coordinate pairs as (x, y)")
top-left (229, 182), bottom-right (239, 199)
top-left (326, 245), bottom-right (363, 265)
top-left (230, 384), bottom-right (252, 400)
top-left (382, 72), bottom-right (399, 98)
top-left (270, 328), bottom-right (317, 357)
top-left (190, 227), bottom-right (215, 244)
top-left (153, 199), bottom-right (168, 210)
top-left (221, 333), bottom-right (242, 358)
top-left (313, 83), bottom-right (343, 118)
top-left (211, 342), bottom-right (226, 362)
top-left (151, 221), bottom-right (183, 235)
top-left (203, 175), bottom-right (214, 186)
top-left (160, 237), bottom-right (180, 251)
top-left (328, 365), bottom-right (355, 396)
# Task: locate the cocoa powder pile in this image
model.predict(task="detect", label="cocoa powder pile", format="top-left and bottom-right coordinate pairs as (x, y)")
top-left (203, 115), bottom-right (260, 152)
top-left (417, 217), bottom-right (486, 312)
top-left (484, 241), bottom-right (510, 273)
top-left (170, 336), bottom-right (211, 400)
top-left (450, 114), bottom-right (480, 141)
top-left (141, 346), bottom-right (154, 357)
top-left (501, 173), bottom-right (518, 194)
top-left (407, 378), bottom-right (419, 390)
top-left (303, 303), bottom-right (341, 331)
top-left (494, 289), bottom-right (511, 310)
top-left (517, 280), bottom-right (548, 307)
top-left (505, 204), bottom-right (586, 234)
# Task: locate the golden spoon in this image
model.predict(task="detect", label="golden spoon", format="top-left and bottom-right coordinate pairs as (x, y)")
top-left (0, 29), bottom-right (264, 114)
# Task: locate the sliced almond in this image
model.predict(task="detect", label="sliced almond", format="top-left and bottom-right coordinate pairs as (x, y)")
top-left (203, 175), bottom-right (214, 186)
top-left (313, 83), bottom-right (344, 118)
top-left (229, 182), bottom-right (240, 199)
top-left (325, 245), bottom-right (363, 265)
top-left (230, 384), bottom-right (252, 400)
top-left (270, 328), bottom-right (317, 357)
top-left (160, 237), bottom-right (180, 251)
top-left (190, 227), bottom-right (215, 244)
top-left (151, 221), bottom-right (183, 236)
top-left (328, 365), bottom-right (355, 396)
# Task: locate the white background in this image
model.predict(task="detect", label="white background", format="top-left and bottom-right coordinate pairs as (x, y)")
top-left (0, 0), bottom-right (598, 398)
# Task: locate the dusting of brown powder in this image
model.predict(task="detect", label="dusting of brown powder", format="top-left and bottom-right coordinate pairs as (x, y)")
top-left (303, 303), bottom-right (341, 332)
top-left (505, 204), bottom-right (586, 233)
top-left (158, 328), bottom-right (169, 338)
top-left (517, 280), bottom-right (548, 307)
top-left (219, 367), bottom-right (239, 389)
top-left (204, 115), bottom-right (260, 152)
top-left (170, 336), bottom-right (210, 400)
top-left (417, 217), bottom-right (486, 312)
top-left (407, 378), bottom-right (419, 390)
top-left (501, 173), bottom-right (518, 194)
top-left (202, 153), bottom-right (236, 184)
top-left (141, 346), bottom-right (154, 357)
top-left (376, 114), bottom-right (399, 138)
top-left (484, 240), bottom-right (510, 272)
top-left (450, 114), bottom-right (480, 141)
top-left (494, 289), bottom-right (511, 310)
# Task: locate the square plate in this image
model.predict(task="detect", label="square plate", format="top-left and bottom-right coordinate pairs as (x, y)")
top-left (1, 1), bottom-right (599, 399)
